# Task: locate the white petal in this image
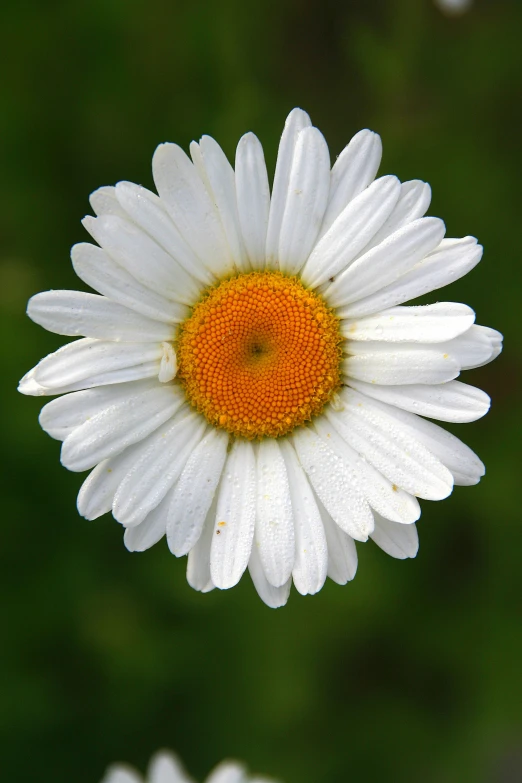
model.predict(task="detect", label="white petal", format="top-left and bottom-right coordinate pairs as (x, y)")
top-left (248, 544), bottom-right (291, 609)
top-left (100, 765), bottom-right (142, 783)
top-left (332, 388), bottom-right (454, 500)
top-left (210, 439), bottom-right (256, 589)
top-left (439, 324), bottom-right (503, 370)
top-left (152, 142), bottom-right (234, 277)
top-left (347, 378), bottom-right (491, 423)
top-left (320, 129), bottom-right (382, 237)
top-left (319, 413), bottom-right (420, 524)
top-left (112, 409), bottom-right (206, 527)
top-left (71, 243), bottom-right (186, 323)
top-left (206, 763), bottom-right (250, 783)
top-left (291, 427), bottom-right (374, 541)
top-left (60, 384), bottom-right (184, 472)
top-left (360, 396), bottom-right (485, 486)
top-left (195, 135), bottom-right (249, 272)
top-left (343, 343), bottom-right (460, 385)
top-left (27, 290), bottom-right (174, 342)
top-left (235, 132), bottom-right (270, 270)
top-left (77, 440), bottom-right (150, 520)
top-left (148, 751), bottom-right (190, 783)
top-left (123, 490), bottom-right (171, 552)
top-left (39, 378), bottom-right (158, 440)
top-left (326, 216), bottom-right (446, 307)
top-left (301, 175), bottom-right (401, 288)
top-left (19, 361), bottom-right (160, 398)
top-left (279, 439), bottom-right (328, 595)
top-left (186, 495), bottom-right (217, 594)
top-left (114, 181), bottom-right (214, 286)
top-left (83, 215), bottom-right (201, 305)
top-left (30, 338), bottom-right (162, 394)
top-left (352, 179), bottom-right (432, 257)
top-left (167, 428), bottom-right (228, 556)
top-left (89, 186), bottom-right (127, 219)
top-left (342, 302), bottom-right (475, 343)
top-left (316, 497), bottom-right (358, 585)
top-left (371, 514), bottom-right (419, 559)
top-left (278, 126), bottom-right (330, 276)
top-left (265, 107), bottom-right (312, 269)
top-left (255, 439), bottom-right (295, 587)
top-left (338, 236), bottom-right (482, 319)
top-left (158, 342), bottom-right (177, 383)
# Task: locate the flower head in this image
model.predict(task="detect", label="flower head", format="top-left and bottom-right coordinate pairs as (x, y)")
top-left (19, 108), bottom-right (502, 606)
top-left (101, 750), bottom-right (276, 783)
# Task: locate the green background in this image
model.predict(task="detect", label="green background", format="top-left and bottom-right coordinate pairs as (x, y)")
top-left (1, 0), bottom-right (520, 781)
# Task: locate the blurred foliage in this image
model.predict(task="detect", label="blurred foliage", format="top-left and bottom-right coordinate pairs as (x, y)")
top-left (1, 0), bottom-right (521, 781)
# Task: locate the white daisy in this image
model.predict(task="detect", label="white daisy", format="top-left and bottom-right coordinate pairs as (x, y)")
top-left (100, 750), bottom-right (276, 783)
top-left (19, 108), bottom-right (502, 607)
top-left (434, 0), bottom-right (473, 15)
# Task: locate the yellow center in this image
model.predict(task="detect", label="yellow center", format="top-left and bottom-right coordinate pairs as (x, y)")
top-left (176, 272), bottom-right (342, 439)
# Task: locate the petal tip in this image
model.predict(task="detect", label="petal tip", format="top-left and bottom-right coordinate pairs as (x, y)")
top-left (18, 370), bottom-right (45, 396)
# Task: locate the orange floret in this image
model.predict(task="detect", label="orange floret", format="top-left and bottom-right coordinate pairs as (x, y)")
top-left (176, 272), bottom-right (342, 439)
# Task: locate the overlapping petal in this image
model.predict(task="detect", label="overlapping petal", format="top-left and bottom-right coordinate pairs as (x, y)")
top-left (338, 236), bottom-right (483, 318)
top-left (71, 242), bottom-right (186, 323)
top-left (319, 128), bottom-right (382, 237)
top-left (265, 107), bottom-right (311, 268)
top-left (191, 136), bottom-right (249, 272)
top-left (152, 142), bottom-right (234, 277)
top-left (20, 338), bottom-right (163, 396)
top-left (301, 175), bottom-right (401, 288)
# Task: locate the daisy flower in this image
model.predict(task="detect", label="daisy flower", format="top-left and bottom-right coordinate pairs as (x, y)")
top-left (19, 108), bottom-right (502, 607)
top-left (434, 0), bottom-right (473, 15)
top-left (100, 750), bottom-right (276, 783)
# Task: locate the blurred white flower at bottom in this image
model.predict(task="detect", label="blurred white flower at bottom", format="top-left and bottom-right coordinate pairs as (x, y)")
top-left (101, 750), bottom-right (278, 783)
top-left (434, 0), bottom-right (473, 15)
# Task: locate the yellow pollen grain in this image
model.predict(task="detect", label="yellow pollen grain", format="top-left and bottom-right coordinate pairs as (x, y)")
top-left (176, 272), bottom-right (343, 439)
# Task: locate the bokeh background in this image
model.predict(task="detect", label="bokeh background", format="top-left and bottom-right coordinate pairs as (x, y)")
top-left (1, 0), bottom-right (521, 781)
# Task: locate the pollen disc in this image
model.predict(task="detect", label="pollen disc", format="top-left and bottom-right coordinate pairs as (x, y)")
top-left (177, 272), bottom-right (342, 439)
